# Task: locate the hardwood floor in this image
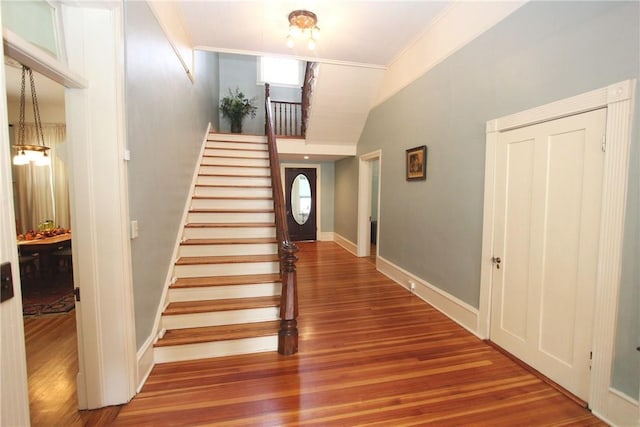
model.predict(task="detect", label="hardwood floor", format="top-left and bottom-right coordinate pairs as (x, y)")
top-left (114, 241), bottom-right (604, 426)
top-left (24, 311), bottom-right (121, 426)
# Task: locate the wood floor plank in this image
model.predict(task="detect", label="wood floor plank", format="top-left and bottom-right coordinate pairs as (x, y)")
top-left (115, 241), bottom-right (605, 426)
top-left (24, 312), bottom-right (122, 426)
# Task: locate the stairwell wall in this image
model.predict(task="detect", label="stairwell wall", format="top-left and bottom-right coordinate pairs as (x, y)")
top-left (124, 1), bottom-right (219, 349)
top-left (335, 1), bottom-right (639, 399)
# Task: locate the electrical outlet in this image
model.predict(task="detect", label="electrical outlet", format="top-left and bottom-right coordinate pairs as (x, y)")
top-left (1, 262), bottom-right (15, 302)
top-left (409, 281), bottom-right (416, 291)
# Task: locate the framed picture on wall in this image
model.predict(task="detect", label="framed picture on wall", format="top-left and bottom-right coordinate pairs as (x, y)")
top-left (406, 145), bottom-right (427, 181)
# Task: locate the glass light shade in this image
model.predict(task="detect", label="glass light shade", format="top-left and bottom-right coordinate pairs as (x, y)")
top-left (311, 27), bottom-right (320, 40)
top-left (289, 25), bottom-right (302, 38)
top-left (35, 152), bottom-right (51, 166)
top-left (286, 35), bottom-right (295, 48)
top-left (13, 151), bottom-right (29, 165)
top-left (25, 149), bottom-right (41, 161)
top-left (307, 38), bottom-right (316, 50)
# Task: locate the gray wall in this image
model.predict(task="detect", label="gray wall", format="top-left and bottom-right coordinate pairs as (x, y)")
top-left (218, 53), bottom-right (301, 134)
top-left (335, 1), bottom-right (639, 398)
top-left (125, 2), bottom-right (219, 348)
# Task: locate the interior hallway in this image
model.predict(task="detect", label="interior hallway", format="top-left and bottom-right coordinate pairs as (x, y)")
top-left (113, 241), bottom-right (603, 426)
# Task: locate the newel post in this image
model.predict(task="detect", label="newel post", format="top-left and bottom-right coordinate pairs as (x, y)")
top-left (278, 241), bottom-right (299, 355)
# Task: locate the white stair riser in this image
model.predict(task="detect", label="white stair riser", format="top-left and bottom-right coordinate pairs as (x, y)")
top-left (199, 165), bottom-right (270, 176)
top-left (208, 134), bottom-right (267, 143)
top-left (162, 307), bottom-right (279, 330)
top-left (202, 157), bottom-right (270, 168)
top-left (179, 243), bottom-right (278, 257)
top-left (204, 148), bottom-right (268, 158)
top-left (197, 175), bottom-right (271, 187)
top-left (168, 282), bottom-right (282, 302)
top-left (154, 335), bottom-right (278, 364)
top-left (194, 186), bottom-right (272, 198)
top-left (206, 141), bottom-right (267, 150)
top-left (174, 261), bottom-right (280, 278)
top-left (187, 211), bottom-right (274, 224)
top-left (191, 198), bottom-right (273, 210)
top-left (183, 226), bottom-right (276, 239)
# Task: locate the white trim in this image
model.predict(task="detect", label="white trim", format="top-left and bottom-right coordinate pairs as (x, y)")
top-left (333, 233), bottom-right (357, 256)
top-left (2, 28), bottom-right (87, 89)
top-left (280, 163), bottom-right (322, 239)
top-left (357, 150), bottom-right (381, 257)
top-left (592, 388), bottom-right (639, 427)
top-left (318, 231), bottom-right (334, 241)
top-left (196, 45), bottom-right (387, 71)
top-left (480, 79), bottom-right (636, 424)
top-left (146, 1), bottom-right (194, 83)
top-left (62, 3), bottom-right (138, 408)
top-left (377, 256), bottom-right (480, 337)
top-left (136, 334), bottom-right (155, 393)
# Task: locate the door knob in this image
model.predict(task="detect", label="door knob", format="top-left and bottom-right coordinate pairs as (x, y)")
top-left (492, 256), bottom-right (502, 269)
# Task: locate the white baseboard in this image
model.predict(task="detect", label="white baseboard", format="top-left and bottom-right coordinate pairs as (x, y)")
top-left (592, 388), bottom-right (639, 427)
top-left (333, 233), bottom-right (357, 255)
top-left (318, 231), bottom-right (334, 241)
top-left (136, 334), bottom-right (155, 393)
top-left (376, 256), bottom-right (480, 337)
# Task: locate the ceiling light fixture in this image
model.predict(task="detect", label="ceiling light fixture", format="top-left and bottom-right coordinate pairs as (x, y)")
top-left (286, 10), bottom-right (320, 50)
top-left (12, 65), bottom-right (50, 167)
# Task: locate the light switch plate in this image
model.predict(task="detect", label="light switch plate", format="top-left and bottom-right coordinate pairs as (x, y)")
top-left (1, 262), bottom-right (14, 303)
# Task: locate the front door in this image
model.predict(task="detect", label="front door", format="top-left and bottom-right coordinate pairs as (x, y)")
top-left (285, 168), bottom-right (317, 241)
top-left (490, 108), bottom-right (606, 401)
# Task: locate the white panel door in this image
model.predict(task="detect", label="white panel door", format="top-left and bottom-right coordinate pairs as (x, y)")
top-left (490, 108), bottom-right (607, 401)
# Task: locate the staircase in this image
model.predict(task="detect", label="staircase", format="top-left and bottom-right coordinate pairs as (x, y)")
top-left (154, 133), bottom-right (283, 364)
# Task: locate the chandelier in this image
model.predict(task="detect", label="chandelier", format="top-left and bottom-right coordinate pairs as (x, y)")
top-left (286, 10), bottom-right (320, 50)
top-left (13, 65), bottom-right (50, 166)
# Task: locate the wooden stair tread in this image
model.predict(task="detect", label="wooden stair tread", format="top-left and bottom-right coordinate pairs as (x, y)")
top-left (172, 273), bottom-right (281, 289)
top-left (195, 184), bottom-right (271, 189)
top-left (163, 295), bottom-right (280, 315)
top-left (203, 154), bottom-right (267, 160)
top-left (206, 139), bottom-right (267, 145)
top-left (155, 321), bottom-right (280, 347)
top-left (185, 222), bottom-right (275, 228)
top-left (176, 254), bottom-right (279, 265)
top-left (181, 238), bottom-right (277, 245)
top-left (191, 196), bottom-right (273, 200)
top-left (201, 164), bottom-right (268, 169)
top-left (189, 208), bottom-right (274, 213)
top-left (198, 173), bottom-right (271, 178)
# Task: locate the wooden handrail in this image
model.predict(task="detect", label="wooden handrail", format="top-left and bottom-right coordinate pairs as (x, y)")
top-left (265, 83), bottom-right (299, 355)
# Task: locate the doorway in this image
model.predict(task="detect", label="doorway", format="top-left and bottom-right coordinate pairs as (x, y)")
top-left (357, 150), bottom-right (381, 258)
top-left (4, 57), bottom-right (80, 422)
top-left (479, 79), bottom-right (635, 420)
top-left (490, 108), bottom-right (606, 401)
top-left (285, 167), bottom-right (317, 241)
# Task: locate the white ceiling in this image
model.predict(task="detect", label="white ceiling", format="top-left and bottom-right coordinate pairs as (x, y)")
top-left (177, 1), bottom-right (452, 67)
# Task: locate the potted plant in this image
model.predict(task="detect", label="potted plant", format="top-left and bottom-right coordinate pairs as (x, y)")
top-left (220, 87), bottom-right (258, 133)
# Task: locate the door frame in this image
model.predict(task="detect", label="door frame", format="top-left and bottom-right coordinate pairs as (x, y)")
top-left (1, 1), bottom-right (137, 415)
top-left (479, 79), bottom-right (636, 423)
top-left (280, 163), bottom-right (323, 239)
top-left (357, 150), bottom-right (381, 257)
top-left (284, 167), bottom-right (317, 241)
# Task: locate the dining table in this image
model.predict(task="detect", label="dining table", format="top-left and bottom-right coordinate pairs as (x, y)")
top-left (18, 233), bottom-right (72, 277)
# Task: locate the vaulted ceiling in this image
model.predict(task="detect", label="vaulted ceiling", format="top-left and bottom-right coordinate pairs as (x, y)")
top-left (177, 1), bottom-right (451, 67)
